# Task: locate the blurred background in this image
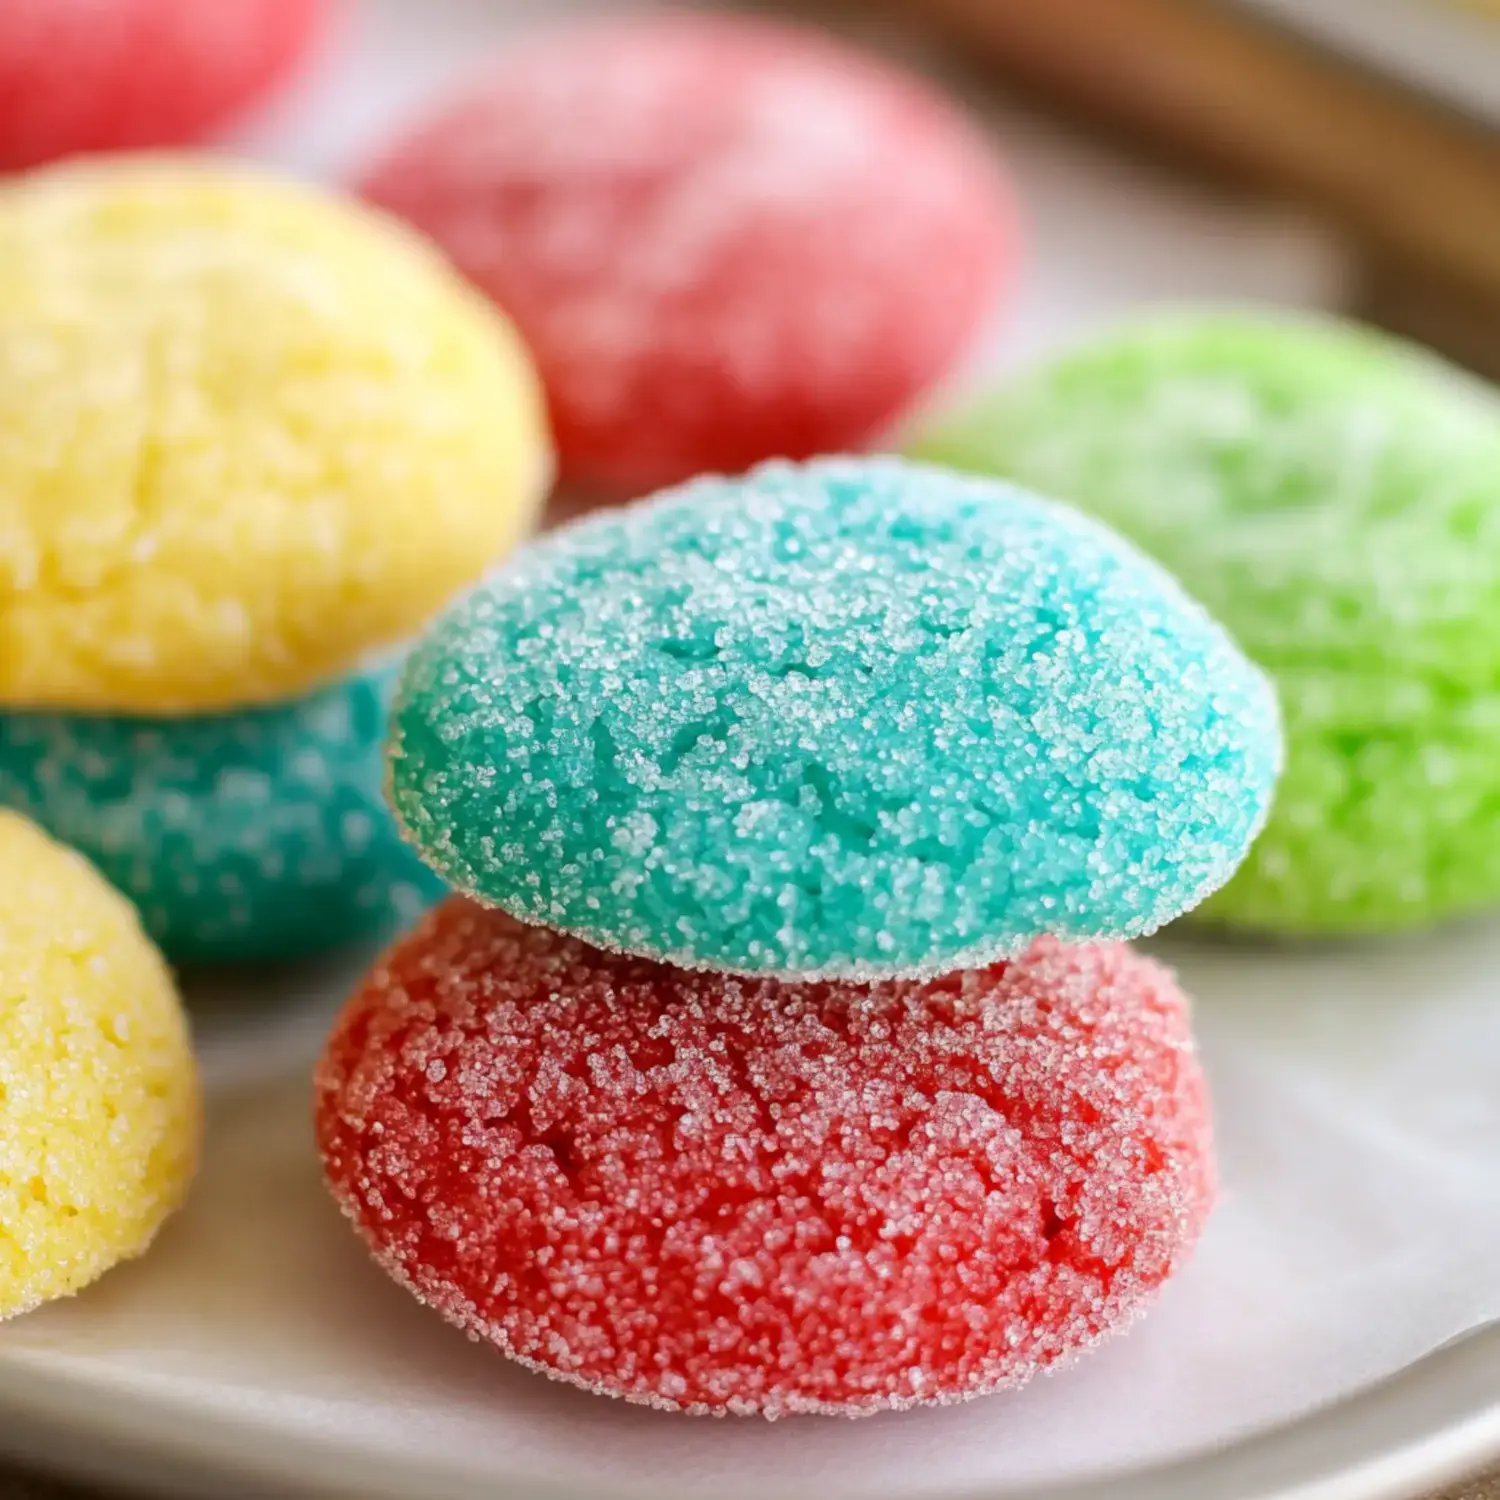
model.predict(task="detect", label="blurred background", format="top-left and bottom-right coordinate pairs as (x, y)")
top-left (218, 0), bottom-right (1500, 386)
top-left (879, 0), bottom-right (1500, 379)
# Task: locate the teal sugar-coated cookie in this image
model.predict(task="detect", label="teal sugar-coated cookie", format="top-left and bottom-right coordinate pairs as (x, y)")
top-left (391, 457), bottom-right (1279, 979)
top-left (0, 666), bottom-right (444, 964)
top-left (912, 312), bottom-right (1500, 935)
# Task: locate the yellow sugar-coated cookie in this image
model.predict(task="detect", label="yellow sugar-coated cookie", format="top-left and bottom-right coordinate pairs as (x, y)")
top-left (0, 156), bottom-right (551, 714)
top-left (0, 811), bottom-right (198, 1318)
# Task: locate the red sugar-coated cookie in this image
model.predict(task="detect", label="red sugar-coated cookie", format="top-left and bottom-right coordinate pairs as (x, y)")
top-left (359, 13), bottom-right (1016, 495)
top-left (0, 0), bottom-right (328, 171)
top-left (316, 898), bottom-right (1214, 1417)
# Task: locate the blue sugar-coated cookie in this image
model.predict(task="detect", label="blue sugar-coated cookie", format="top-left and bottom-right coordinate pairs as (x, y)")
top-left (391, 458), bottom-right (1281, 979)
top-left (0, 667), bottom-right (444, 964)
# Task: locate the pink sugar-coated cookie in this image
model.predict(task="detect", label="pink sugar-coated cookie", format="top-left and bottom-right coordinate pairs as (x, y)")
top-left (315, 898), bottom-right (1214, 1417)
top-left (0, 0), bottom-right (328, 170)
top-left (360, 13), bottom-right (1016, 495)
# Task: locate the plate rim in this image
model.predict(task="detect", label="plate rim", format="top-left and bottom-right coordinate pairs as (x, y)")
top-left (1, 1323), bottom-right (1498, 1500)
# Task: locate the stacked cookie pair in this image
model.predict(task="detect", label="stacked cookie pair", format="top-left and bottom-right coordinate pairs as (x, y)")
top-left (0, 155), bottom-right (550, 1318)
top-left (0, 158), bottom-right (551, 964)
top-left (315, 457), bottom-right (1281, 1416)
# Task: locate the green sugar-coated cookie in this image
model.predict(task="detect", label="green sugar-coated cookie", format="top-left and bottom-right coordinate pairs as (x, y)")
top-left (913, 312), bottom-right (1500, 934)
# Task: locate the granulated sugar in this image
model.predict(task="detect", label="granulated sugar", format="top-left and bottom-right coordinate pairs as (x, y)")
top-left (391, 458), bottom-right (1280, 979)
top-left (315, 898), bottom-right (1214, 1417)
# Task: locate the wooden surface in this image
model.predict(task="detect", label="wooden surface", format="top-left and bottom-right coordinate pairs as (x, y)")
top-left (897, 0), bottom-right (1500, 374)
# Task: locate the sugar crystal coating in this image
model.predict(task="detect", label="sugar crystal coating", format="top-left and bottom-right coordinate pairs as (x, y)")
top-left (391, 458), bottom-right (1281, 979)
top-left (0, 811), bottom-right (198, 1319)
top-left (315, 897), bottom-right (1214, 1417)
top-left (361, 11), bottom-right (1013, 493)
top-left (913, 313), bottom-right (1500, 934)
top-left (0, 666), bottom-right (444, 965)
top-left (0, 156), bottom-right (551, 714)
top-left (0, 0), bottom-right (327, 170)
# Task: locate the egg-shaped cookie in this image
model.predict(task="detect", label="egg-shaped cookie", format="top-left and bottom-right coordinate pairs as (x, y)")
top-left (361, 12), bottom-right (1014, 496)
top-left (0, 156), bottom-right (551, 714)
top-left (0, 0), bottom-right (328, 171)
top-left (914, 313), bottom-right (1500, 935)
top-left (390, 458), bottom-right (1280, 979)
top-left (0, 812), bottom-right (198, 1318)
top-left (317, 898), bottom-right (1214, 1416)
top-left (0, 665), bottom-right (444, 965)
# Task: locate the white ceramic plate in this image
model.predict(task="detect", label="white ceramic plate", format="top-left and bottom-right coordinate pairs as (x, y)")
top-left (0, 936), bottom-right (1498, 1500)
top-left (3, 1318), bottom-right (1499, 1500)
